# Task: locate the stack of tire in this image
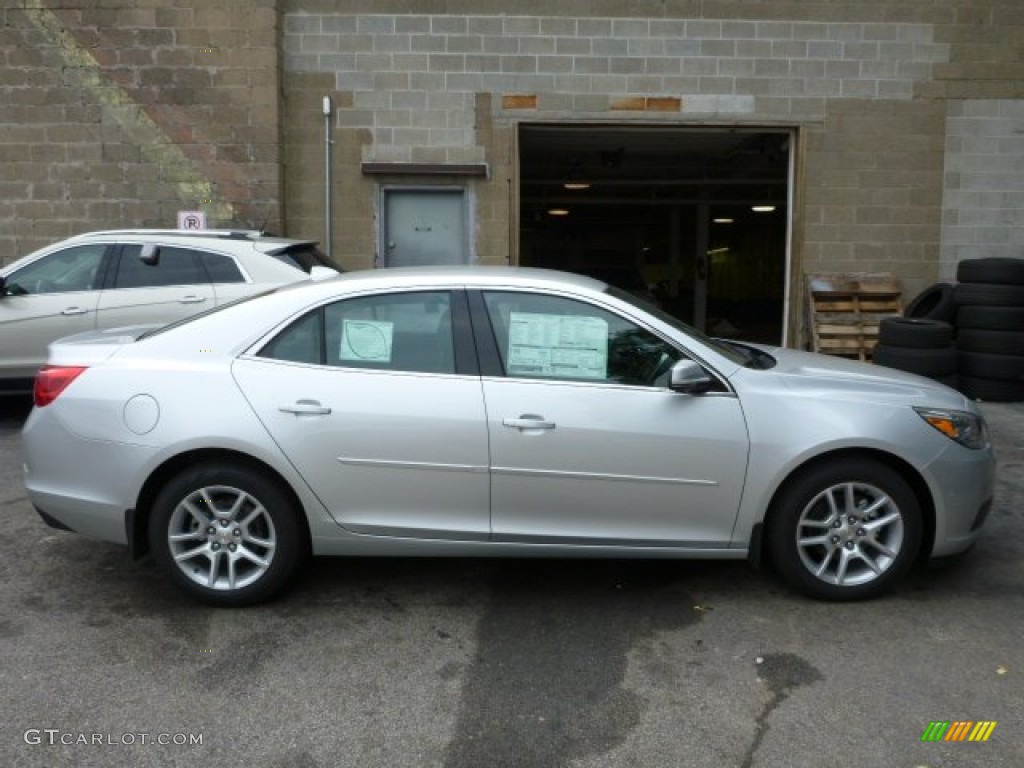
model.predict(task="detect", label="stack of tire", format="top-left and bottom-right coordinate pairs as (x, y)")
top-left (872, 316), bottom-right (957, 388)
top-left (953, 258), bottom-right (1024, 402)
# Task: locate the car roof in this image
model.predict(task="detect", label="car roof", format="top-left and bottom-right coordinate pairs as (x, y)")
top-left (301, 265), bottom-right (608, 294)
top-left (60, 229), bottom-right (317, 249)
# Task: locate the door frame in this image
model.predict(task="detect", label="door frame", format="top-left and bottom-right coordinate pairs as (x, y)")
top-left (377, 184), bottom-right (473, 268)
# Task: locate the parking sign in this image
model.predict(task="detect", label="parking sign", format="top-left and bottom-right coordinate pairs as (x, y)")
top-left (177, 211), bottom-right (206, 230)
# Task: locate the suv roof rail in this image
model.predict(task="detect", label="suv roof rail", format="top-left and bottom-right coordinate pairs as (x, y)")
top-left (74, 229), bottom-right (267, 240)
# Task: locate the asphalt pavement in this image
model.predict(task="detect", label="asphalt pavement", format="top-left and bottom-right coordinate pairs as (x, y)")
top-left (0, 396), bottom-right (1021, 768)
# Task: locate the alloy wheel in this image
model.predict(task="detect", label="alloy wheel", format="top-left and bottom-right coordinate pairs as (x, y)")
top-left (794, 481), bottom-right (904, 587)
top-left (166, 484), bottom-right (278, 591)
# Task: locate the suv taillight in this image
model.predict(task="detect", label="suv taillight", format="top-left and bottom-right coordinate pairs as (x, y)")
top-left (34, 366), bottom-right (88, 407)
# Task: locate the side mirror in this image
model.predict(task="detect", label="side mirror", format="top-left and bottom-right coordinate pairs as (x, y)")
top-left (668, 359), bottom-right (715, 395)
top-left (139, 243), bottom-right (160, 266)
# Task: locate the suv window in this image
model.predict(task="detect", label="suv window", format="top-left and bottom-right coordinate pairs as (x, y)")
top-left (260, 291), bottom-right (455, 375)
top-left (114, 245), bottom-right (208, 289)
top-left (198, 251), bottom-right (246, 283)
top-left (482, 291), bottom-right (681, 387)
top-left (4, 244), bottom-right (106, 296)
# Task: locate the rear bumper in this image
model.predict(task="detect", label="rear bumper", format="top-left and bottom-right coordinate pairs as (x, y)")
top-left (23, 406), bottom-right (156, 547)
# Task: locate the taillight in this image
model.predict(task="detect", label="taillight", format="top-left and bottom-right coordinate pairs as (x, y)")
top-left (33, 365), bottom-right (88, 407)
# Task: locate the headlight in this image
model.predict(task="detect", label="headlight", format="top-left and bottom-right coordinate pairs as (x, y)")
top-left (914, 407), bottom-right (989, 449)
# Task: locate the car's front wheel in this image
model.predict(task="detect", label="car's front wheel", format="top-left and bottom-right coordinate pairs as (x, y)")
top-left (768, 459), bottom-right (922, 600)
top-left (149, 463), bottom-right (303, 606)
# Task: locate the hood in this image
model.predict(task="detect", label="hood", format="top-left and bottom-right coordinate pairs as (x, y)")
top-left (744, 346), bottom-right (972, 411)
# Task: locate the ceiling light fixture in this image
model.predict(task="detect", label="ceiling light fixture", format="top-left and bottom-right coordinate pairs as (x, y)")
top-left (713, 217), bottom-right (734, 224)
top-left (752, 205), bottom-right (776, 213)
top-left (548, 208), bottom-right (570, 216)
top-left (563, 181), bottom-right (591, 190)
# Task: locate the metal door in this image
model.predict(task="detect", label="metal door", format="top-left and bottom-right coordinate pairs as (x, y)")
top-left (381, 189), bottom-right (467, 267)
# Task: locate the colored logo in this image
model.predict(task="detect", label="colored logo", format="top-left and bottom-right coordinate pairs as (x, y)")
top-left (921, 721), bottom-right (997, 742)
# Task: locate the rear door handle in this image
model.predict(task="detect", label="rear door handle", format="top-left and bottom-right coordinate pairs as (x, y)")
top-left (502, 416), bottom-right (556, 430)
top-left (279, 399), bottom-right (332, 416)
top-left (61, 307), bottom-right (88, 316)
top-left (179, 295), bottom-right (207, 304)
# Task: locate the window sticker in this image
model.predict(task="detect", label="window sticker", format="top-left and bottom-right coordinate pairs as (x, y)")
top-left (506, 312), bottom-right (608, 379)
top-left (339, 319), bottom-right (393, 363)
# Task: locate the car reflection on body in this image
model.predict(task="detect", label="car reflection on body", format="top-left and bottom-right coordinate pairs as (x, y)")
top-left (22, 267), bottom-right (995, 605)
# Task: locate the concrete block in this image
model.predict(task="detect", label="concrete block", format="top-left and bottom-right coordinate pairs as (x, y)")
top-left (556, 37), bottom-right (591, 55)
top-left (432, 17), bottom-right (467, 35)
top-left (375, 35), bottom-right (412, 53)
top-left (613, 19), bottom-right (649, 38)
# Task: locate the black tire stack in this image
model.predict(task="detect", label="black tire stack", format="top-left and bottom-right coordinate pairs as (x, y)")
top-left (872, 317), bottom-right (957, 387)
top-left (953, 258), bottom-right (1024, 402)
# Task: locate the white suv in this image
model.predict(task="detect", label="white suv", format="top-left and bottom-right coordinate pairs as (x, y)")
top-left (0, 229), bottom-right (341, 394)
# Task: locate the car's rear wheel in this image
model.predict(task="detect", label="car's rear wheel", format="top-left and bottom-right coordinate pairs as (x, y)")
top-left (149, 463), bottom-right (303, 606)
top-left (768, 459), bottom-right (921, 600)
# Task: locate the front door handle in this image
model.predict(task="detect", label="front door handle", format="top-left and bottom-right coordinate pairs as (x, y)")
top-left (279, 399), bottom-right (332, 416)
top-left (502, 416), bottom-right (556, 430)
top-left (61, 307), bottom-right (88, 316)
top-left (179, 295), bottom-right (207, 304)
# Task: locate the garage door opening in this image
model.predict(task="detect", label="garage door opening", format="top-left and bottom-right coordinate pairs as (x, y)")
top-left (518, 125), bottom-right (793, 345)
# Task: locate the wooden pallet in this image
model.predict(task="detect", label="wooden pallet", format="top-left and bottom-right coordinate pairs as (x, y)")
top-left (806, 273), bottom-right (902, 361)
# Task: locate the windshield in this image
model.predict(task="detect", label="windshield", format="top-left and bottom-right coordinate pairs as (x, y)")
top-left (604, 285), bottom-right (753, 367)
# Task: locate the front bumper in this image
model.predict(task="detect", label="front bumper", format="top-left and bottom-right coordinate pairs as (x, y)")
top-left (924, 440), bottom-right (997, 557)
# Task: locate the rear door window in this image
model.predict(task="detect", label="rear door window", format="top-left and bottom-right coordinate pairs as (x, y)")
top-left (113, 245), bottom-right (209, 289)
top-left (259, 291), bottom-right (455, 375)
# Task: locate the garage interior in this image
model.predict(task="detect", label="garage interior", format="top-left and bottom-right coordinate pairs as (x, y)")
top-left (518, 125), bottom-right (792, 344)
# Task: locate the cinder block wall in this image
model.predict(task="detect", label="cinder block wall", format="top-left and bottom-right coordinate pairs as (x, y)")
top-left (3, 1), bottom-right (1021, 346)
top-left (0, 2), bottom-right (283, 263)
top-left (281, 0), bottom-right (1023, 342)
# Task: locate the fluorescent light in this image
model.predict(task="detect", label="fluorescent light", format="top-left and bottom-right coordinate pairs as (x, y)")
top-left (752, 205), bottom-right (776, 213)
top-left (713, 217), bottom-right (734, 224)
top-left (563, 181), bottom-right (590, 190)
top-left (548, 208), bottom-right (570, 216)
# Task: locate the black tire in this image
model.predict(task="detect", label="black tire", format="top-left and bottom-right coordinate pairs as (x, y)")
top-left (953, 282), bottom-right (1024, 308)
top-left (878, 317), bottom-right (953, 348)
top-left (957, 350), bottom-right (1024, 380)
top-left (956, 328), bottom-right (1024, 355)
top-left (149, 462), bottom-right (304, 606)
top-left (956, 305), bottom-right (1024, 332)
top-left (873, 344), bottom-right (957, 377)
top-left (959, 375), bottom-right (1024, 402)
top-left (956, 257), bottom-right (1024, 286)
top-left (904, 283), bottom-right (956, 323)
top-left (768, 459), bottom-right (922, 600)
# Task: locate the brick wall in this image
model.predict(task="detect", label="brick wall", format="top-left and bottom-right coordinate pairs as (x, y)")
top-left (0, 1), bottom-right (282, 264)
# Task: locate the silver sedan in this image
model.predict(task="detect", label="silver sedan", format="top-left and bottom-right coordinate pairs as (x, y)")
top-left (22, 267), bottom-right (996, 605)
